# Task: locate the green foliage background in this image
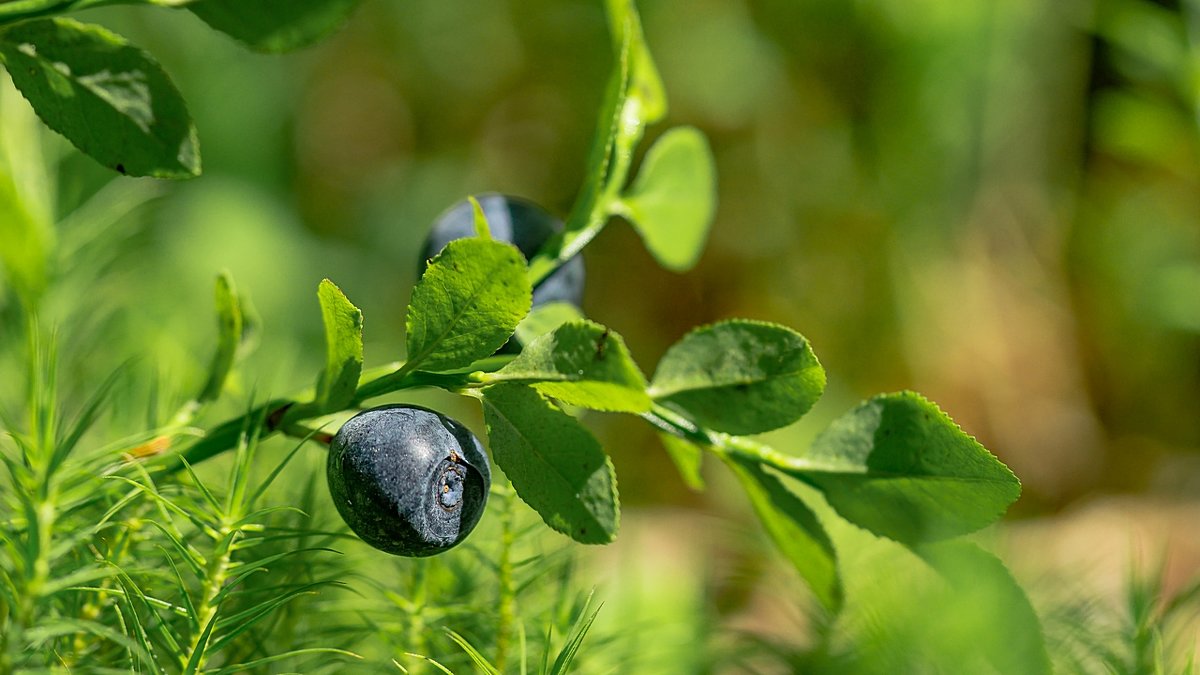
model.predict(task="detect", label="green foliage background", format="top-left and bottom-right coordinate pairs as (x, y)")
top-left (1, 0), bottom-right (1199, 672)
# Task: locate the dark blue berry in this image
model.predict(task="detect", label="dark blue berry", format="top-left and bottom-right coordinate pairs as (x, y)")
top-left (420, 193), bottom-right (586, 308)
top-left (327, 405), bottom-right (491, 557)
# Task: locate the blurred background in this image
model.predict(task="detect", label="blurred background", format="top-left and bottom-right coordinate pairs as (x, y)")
top-left (2, 0), bottom-right (1199, 670)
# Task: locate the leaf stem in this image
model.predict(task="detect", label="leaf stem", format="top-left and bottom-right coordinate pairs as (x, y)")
top-left (279, 423), bottom-right (333, 446)
top-left (525, 40), bottom-right (644, 289)
top-left (169, 356), bottom-right (516, 472)
top-left (643, 403), bottom-right (831, 474)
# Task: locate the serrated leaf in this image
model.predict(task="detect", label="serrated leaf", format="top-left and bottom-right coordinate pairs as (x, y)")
top-left (188, 0), bottom-right (363, 53)
top-left (0, 18), bottom-right (199, 178)
top-left (724, 455), bottom-right (841, 611)
top-left (788, 392), bottom-right (1021, 544)
top-left (197, 272), bottom-right (242, 404)
top-left (620, 127), bottom-right (716, 271)
top-left (480, 320), bottom-right (649, 413)
top-left (481, 384), bottom-right (618, 544)
top-left (650, 320), bottom-right (825, 435)
top-left (406, 237), bottom-right (532, 373)
top-left (917, 541), bottom-right (1051, 675)
top-left (658, 433), bottom-right (705, 491)
top-left (513, 301), bottom-right (585, 347)
top-left (314, 279), bottom-right (363, 411)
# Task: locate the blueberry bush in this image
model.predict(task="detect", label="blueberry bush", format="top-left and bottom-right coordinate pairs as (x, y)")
top-left (0, 0), bottom-right (1070, 672)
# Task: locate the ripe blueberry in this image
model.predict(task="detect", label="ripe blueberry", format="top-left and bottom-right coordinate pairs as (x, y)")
top-left (420, 193), bottom-right (586, 308)
top-left (327, 405), bottom-right (491, 557)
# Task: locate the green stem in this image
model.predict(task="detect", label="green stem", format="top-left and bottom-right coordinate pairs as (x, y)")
top-left (643, 404), bottom-right (830, 474)
top-left (494, 487), bottom-right (517, 671)
top-left (526, 73), bottom-right (645, 289)
top-left (350, 367), bottom-right (474, 404)
top-left (183, 524), bottom-right (236, 673)
top-left (279, 422), bottom-right (333, 446)
top-left (8, 493), bottom-right (54, 670)
top-left (166, 356), bottom-right (513, 472)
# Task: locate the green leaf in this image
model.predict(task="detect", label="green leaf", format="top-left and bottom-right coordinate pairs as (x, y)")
top-left (513, 301), bottom-right (584, 347)
top-left (197, 272), bottom-right (242, 404)
top-left (188, 0), bottom-right (363, 53)
top-left (526, 8), bottom-right (631, 285)
top-left (723, 455), bottom-right (841, 612)
top-left (481, 384), bottom-right (618, 544)
top-left (549, 592), bottom-right (603, 675)
top-left (658, 433), bottom-right (705, 492)
top-left (917, 541), bottom-right (1051, 675)
top-left (525, 0), bottom-right (663, 284)
top-left (649, 319), bottom-right (825, 435)
top-left (790, 392), bottom-right (1021, 544)
top-left (183, 610), bottom-right (219, 675)
top-left (620, 127), bottom-right (716, 272)
top-left (468, 195), bottom-right (491, 239)
top-left (406, 237), bottom-right (532, 373)
top-left (314, 279), bottom-right (363, 412)
top-left (445, 629), bottom-right (500, 675)
top-left (605, 0), bottom-right (667, 124)
top-left (480, 320), bottom-right (650, 413)
top-left (0, 18), bottom-right (199, 178)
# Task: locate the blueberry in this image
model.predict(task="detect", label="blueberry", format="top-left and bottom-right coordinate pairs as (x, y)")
top-left (420, 193), bottom-right (586, 308)
top-left (327, 405), bottom-right (491, 557)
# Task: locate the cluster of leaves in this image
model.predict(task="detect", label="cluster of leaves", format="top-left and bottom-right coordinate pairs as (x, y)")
top-left (0, 329), bottom-right (616, 670)
top-left (0, 0), bottom-right (365, 179)
top-left (0, 0), bottom-right (1050, 670)
top-left (0, 330), bottom-right (356, 671)
top-left (158, 0), bottom-right (1032, 665)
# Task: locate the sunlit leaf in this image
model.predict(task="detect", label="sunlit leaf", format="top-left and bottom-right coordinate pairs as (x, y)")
top-left (481, 320), bottom-right (650, 413)
top-left (314, 279), bottom-right (363, 412)
top-left (725, 455), bottom-right (842, 611)
top-left (620, 127), bottom-right (716, 271)
top-left (605, 0), bottom-right (667, 123)
top-left (406, 237), bottom-right (531, 373)
top-left (481, 384), bottom-right (618, 544)
top-left (513, 302), bottom-right (585, 347)
top-left (650, 320), bottom-right (825, 435)
top-left (0, 18), bottom-right (199, 177)
top-left (789, 392), bottom-right (1020, 544)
